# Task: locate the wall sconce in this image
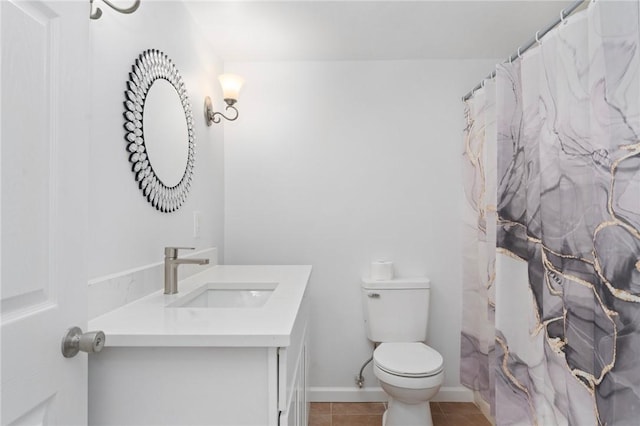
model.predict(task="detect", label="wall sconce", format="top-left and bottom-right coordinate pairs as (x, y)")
top-left (204, 74), bottom-right (245, 126)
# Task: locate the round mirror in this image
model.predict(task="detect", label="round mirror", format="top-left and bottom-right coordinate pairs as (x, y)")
top-left (123, 49), bottom-right (195, 213)
top-left (143, 80), bottom-right (189, 187)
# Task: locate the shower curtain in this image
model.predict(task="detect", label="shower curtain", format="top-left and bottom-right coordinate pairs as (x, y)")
top-left (461, 1), bottom-right (640, 425)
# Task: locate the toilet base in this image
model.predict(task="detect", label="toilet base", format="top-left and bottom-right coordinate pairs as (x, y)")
top-left (383, 398), bottom-right (433, 426)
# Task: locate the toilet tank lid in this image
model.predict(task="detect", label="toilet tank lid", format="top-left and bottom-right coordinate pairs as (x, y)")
top-left (361, 277), bottom-right (430, 289)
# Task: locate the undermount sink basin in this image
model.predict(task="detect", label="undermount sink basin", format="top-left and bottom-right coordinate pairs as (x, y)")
top-left (168, 282), bottom-right (277, 308)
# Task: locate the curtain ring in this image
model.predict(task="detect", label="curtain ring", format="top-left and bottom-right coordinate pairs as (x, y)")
top-left (560, 8), bottom-right (566, 24)
top-left (481, 79), bottom-right (485, 89)
top-left (535, 31), bottom-right (542, 45)
top-left (517, 47), bottom-right (522, 59)
top-left (508, 55), bottom-right (512, 64)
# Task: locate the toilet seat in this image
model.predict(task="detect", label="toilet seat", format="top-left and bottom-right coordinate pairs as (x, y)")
top-left (374, 342), bottom-right (444, 378)
top-left (373, 363), bottom-right (444, 391)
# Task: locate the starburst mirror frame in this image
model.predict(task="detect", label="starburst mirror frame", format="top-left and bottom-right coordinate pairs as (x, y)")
top-left (123, 49), bottom-right (195, 213)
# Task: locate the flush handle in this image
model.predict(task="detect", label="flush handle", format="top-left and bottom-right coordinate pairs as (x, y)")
top-left (61, 327), bottom-right (106, 358)
top-left (367, 292), bottom-right (380, 298)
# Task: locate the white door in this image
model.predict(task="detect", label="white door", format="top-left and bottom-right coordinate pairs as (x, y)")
top-left (1, 0), bottom-right (90, 424)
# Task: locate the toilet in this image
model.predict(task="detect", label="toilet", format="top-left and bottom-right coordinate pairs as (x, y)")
top-left (361, 278), bottom-right (444, 426)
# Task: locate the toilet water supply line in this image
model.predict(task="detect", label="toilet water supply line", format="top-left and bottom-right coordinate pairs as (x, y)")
top-left (355, 343), bottom-right (377, 388)
top-left (355, 355), bottom-right (373, 388)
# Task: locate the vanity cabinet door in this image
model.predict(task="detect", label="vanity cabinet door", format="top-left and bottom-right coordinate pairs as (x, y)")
top-left (277, 294), bottom-right (309, 426)
top-left (297, 344), bottom-right (308, 426)
top-left (280, 343), bottom-right (306, 426)
top-left (288, 390), bottom-right (299, 426)
top-left (278, 333), bottom-right (308, 426)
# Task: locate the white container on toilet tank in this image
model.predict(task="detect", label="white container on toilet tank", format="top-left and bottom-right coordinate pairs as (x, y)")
top-left (370, 260), bottom-right (394, 281)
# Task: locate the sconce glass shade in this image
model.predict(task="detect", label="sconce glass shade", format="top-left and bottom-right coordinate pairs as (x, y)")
top-left (218, 74), bottom-right (244, 102)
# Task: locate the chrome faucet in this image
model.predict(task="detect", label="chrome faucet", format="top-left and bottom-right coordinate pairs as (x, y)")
top-left (164, 247), bottom-right (210, 294)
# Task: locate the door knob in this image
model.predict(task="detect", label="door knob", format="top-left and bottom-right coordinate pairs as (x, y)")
top-left (61, 327), bottom-right (106, 358)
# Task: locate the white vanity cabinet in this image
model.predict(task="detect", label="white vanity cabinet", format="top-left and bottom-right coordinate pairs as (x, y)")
top-left (88, 265), bottom-right (311, 426)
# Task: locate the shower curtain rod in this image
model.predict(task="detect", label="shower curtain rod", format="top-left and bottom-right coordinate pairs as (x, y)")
top-left (461, 0), bottom-right (587, 102)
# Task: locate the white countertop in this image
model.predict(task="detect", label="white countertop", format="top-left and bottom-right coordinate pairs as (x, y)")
top-left (88, 265), bottom-right (312, 348)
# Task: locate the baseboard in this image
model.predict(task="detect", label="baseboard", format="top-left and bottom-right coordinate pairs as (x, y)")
top-left (309, 387), bottom-right (386, 402)
top-left (308, 386), bottom-right (474, 403)
top-left (474, 390), bottom-right (495, 425)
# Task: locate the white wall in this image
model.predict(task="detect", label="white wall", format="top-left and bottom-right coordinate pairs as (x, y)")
top-left (223, 59), bottom-right (496, 398)
top-left (89, 1), bottom-right (225, 280)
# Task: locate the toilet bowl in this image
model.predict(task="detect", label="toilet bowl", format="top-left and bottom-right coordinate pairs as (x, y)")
top-left (373, 342), bottom-right (444, 426)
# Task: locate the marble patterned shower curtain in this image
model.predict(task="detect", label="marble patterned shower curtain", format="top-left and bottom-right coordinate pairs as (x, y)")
top-left (461, 1), bottom-right (640, 424)
top-left (461, 75), bottom-right (497, 408)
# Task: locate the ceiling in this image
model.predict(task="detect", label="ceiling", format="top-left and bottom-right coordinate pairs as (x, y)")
top-left (184, 0), bottom-right (578, 62)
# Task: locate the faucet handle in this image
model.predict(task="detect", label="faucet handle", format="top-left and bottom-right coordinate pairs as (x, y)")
top-left (164, 247), bottom-right (195, 258)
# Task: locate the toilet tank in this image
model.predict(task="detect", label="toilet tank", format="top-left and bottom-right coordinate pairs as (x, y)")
top-left (361, 278), bottom-right (431, 343)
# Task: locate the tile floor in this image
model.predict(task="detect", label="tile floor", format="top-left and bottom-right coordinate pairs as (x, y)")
top-left (309, 402), bottom-right (492, 426)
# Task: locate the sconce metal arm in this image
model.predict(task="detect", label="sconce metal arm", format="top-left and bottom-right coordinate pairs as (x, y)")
top-left (210, 105), bottom-right (239, 124)
top-left (204, 96), bottom-right (239, 126)
top-left (90, 0), bottom-right (141, 20)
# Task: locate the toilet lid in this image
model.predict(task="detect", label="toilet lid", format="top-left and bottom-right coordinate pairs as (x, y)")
top-left (374, 342), bottom-right (443, 377)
